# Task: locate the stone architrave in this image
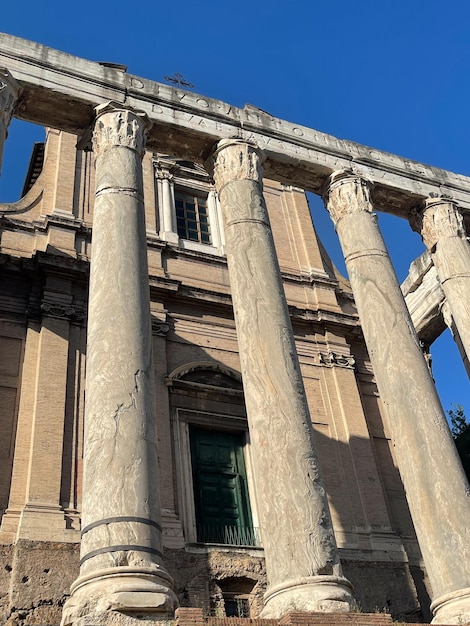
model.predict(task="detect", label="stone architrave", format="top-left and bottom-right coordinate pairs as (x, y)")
top-left (61, 103), bottom-right (177, 626)
top-left (412, 197), bottom-right (470, 372)
top-left (324, 171), bottom-right (470, 625)
top-left (207, 139), bottom-right (354, 618)
top-left (0, 68), bottom-right (19, 173)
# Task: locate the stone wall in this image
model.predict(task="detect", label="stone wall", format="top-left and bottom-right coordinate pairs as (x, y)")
top-left (0, 541), bottom-right (430, 625)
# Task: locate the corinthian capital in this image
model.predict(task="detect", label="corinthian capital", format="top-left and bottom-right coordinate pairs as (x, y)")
top-left (411, 197), bottom-right (466, 250)
top-left (92, 102), bottom-right (150, 158)
top-left (0, 68), bottom-right (20, 130)
top-left (323, 171), bottom-right (374, 225)
top-left (207, 138), bottom-right (265, 191)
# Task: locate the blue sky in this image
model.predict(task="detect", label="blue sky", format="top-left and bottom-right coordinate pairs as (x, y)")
top-left (1, 0), bottom-right (469, 418)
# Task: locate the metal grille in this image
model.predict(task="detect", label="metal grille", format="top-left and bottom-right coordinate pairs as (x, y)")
top-left (196, 525), bottom-right (260, 547)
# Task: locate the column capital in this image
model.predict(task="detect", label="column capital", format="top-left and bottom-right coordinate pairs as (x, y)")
top-left (410, 196), bottom-right (466, 250)
top-left (323, 170), bottom-right (374, 225)
top-left (92, 101), bottom-right (151, 158)
top-left (206, 138), bottom-right (266, 190)
top-left (155, 168), bottom-right (174, 182)
top-left (0, 68), bottom-right (20, 130)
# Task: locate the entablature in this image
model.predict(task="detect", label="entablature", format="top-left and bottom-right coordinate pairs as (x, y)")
top-left (2, 33), bottom-right (470, 223)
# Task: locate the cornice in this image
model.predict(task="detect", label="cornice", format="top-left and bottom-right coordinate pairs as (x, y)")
top-left (2, 33), bottom-right (470, 219)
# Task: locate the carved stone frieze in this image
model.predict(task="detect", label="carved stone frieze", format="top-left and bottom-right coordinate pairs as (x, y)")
top-left (151, 318), bottom-right (170, 336)
top-left (319, 351), bottom-right (356, 368)
top-left (40, 301), bottom-right (85, 321)
top-left (411, 197), bottom-right (466, 250)
top-left (209, 139), bottom-right (265, 190)
top-left (323, 171), bottom-right (374, 225)
top-left (92, 102), bottom-right (149, 158)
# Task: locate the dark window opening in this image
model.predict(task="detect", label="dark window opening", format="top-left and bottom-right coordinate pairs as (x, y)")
top-left (175, 191), bottom-right (211, 244)
top-left (224, 598), bottom-right (250, 618)
top-left (219, 577), bottom-right (255, 618)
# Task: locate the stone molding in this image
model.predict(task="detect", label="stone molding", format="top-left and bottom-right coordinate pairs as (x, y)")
top-left (40, 301), bottom-right (85, 321)
top-left (318, 351), bottom-right (355, 368)
top-left (411, 197), bottom-right (466, 250)
top-left (324, 171), bottom-right (374, 225)
top-left (4, 33), bottom-right (470, 217)
top-left (151, 318), bottom-right (170, 336)
top-left (92, 102), bottom-right (150, 158)
top-left (26, 301), bottom-right (85, 322)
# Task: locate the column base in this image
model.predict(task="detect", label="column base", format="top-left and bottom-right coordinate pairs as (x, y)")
top-left (61, 566), bottom-right (178, 626)
top-left (431, 587), bottom-right (470, 624)
top-left (0, 507), bottom-right (22, 542)
top-left (17, 503), bottom-right (70, 541)
top-left (260, 575), bottom-right (355, 618)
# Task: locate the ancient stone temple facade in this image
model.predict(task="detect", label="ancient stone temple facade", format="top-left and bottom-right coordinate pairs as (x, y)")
top-left (0, 34), bottom-right (469, 626)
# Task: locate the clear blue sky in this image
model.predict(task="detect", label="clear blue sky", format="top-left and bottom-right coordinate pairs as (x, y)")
top-left (1, 0), bottom-right (469, 418)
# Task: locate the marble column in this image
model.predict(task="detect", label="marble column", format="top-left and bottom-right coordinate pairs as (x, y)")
top-left (324, 171), bottom-right (470, 625)
top-left (62, 103), bottom-right (177, 626)
top-left (0, 68), bottom-right (19, 174)
top-left (207, 139), bottom-right (354, 618)
top-left (412, 197), bottom-right (470, 372)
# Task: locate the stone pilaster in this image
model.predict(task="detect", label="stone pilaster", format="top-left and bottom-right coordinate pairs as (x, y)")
top-left (324, 171), bottom-right (470, 625)
top-left (156, 166), bottom-right (179, 244)
top-left (0, 68), bottom-right (19, 173)
top-left (207, 139), bottom-right (354, 618)
top-left (207, 189), bottom-right (224, 250)
top-left (411, 197), bottom-right (470, 372)
top-left (61, 103), bottom-right (177, 626)
top-left (0, 288), bottom-right (80, 543)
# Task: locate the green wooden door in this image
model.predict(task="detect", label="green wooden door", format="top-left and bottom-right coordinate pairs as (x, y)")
top-left (190, 427), bottom-right (254, 545)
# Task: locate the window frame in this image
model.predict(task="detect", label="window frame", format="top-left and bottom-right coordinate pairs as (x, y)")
top-left (175, 189), bottom-right (212, 245)
top-left (154, 156), bottom-right (225, 255)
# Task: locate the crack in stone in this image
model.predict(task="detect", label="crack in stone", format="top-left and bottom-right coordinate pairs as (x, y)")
top-left (106, 370), bottom-right (146, 468)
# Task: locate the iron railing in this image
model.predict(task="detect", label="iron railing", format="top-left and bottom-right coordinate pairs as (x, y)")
top-left (196, 525), bottom-right (260, 547)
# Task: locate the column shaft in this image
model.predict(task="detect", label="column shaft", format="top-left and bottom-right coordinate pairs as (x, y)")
top-left (413, 198), bottom-right (470, 370)
top-left (325, 172), bottom-right (470, 625)
top-left (62, 104), bottom-right (176, 626)
top-left (209, 139), bottom-right (353, 618)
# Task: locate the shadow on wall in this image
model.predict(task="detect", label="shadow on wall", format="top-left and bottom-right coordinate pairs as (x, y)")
top-left (162, 422), bottom-right (432, 621)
